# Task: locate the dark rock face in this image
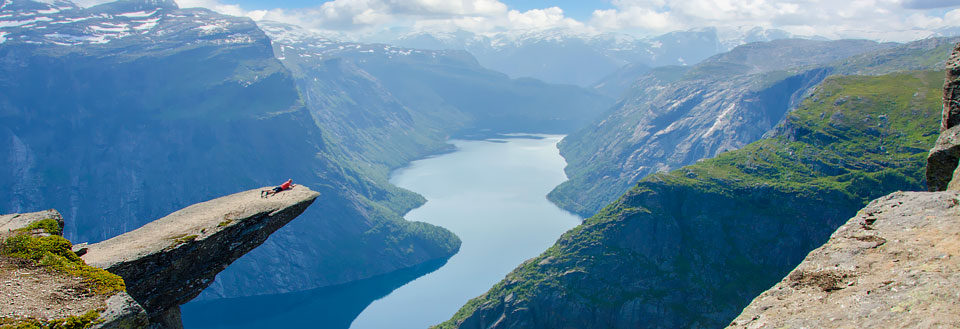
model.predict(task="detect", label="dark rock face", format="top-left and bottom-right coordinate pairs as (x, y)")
top-left (82, 186), bottom-right (319, 327)
top-left (942, 42), bottom-right (960, 131)
top-left (927, 125), bottom-right (960, 191)
top-left (929, 43), bottom-right (960, 191)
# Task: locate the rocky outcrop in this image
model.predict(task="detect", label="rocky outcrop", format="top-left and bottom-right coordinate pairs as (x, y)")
top-left (727, 191), bottom-right (960, 328)
top-left (81, 186), bottom-right (319, 328)
top-left (0, 209), bottom-right (63, 237)
top-left (928, 43), bottom-right (960, 191)
top-left (942, 42), bottom-right (960, 131)
top-left (927, 125), bottom-right (960, 191)
top-left (0, 210), bottom-right (149, 328)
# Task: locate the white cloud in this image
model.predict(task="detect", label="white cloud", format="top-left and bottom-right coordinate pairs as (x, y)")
top-left (590, 0), bottom-right (960, 41)
top-left (75, 0), bottom-right (942, 42)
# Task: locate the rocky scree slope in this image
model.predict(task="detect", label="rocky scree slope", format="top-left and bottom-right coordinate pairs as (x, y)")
top-left (437, 69), bottom-right (944, 329)
top-left (550, 38), bottom-right (960, 218)
top-left (0, 0), bottom-right (459, 300)
top-left (727, 43), bottom-right (960, 328)
top-left (1, 209), bottom-right (148, 329)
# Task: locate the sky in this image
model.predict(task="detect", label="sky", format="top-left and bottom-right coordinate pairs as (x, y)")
top-left (74, 0), bottom-right (960, 42)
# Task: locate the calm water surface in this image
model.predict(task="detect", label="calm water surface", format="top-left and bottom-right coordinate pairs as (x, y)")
top-left (182, 134), bottom-right (581, 329)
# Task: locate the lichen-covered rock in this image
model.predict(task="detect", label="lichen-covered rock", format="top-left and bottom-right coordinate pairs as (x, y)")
top-left (726, 191), bottom-right (960, 329)
top-left (81, 185), bottom-right (319, 327)
top-left (0, 209), bottom-right (147, 328)
top-left (0, 209), bottom-right (63, 237)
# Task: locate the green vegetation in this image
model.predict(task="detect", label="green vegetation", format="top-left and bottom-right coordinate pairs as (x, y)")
top-left (171, 234), bottom-right (199, 245)
top-left (550, 37), bottom-right (958, 218)
top-left (438, 71), bottom-right (944, 328)
top-left (0, 310), bottom-right (103, 329)
top-left (1, 235), bottom-right (125, 295)
top-left (217, 219), bottom-right (233, 228)
top-left (20, 219), bottom-right (62, 236)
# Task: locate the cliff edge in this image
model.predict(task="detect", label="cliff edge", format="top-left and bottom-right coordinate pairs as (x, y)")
top-left (726, 191), bottom-right (960, 328)
top-left (81, 185), bottom-right (319, 328)
top-left (1, 209), bottom-right (148, 329)
top-left (728, 43), bottom-right (960, 328)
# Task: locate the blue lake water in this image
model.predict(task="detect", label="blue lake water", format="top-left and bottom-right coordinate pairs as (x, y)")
top-left (182, 134), bottom-right (581, 329)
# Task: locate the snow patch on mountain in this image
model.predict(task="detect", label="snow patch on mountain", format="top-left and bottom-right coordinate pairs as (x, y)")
top-left (116, 9), bottom-right (157, 18)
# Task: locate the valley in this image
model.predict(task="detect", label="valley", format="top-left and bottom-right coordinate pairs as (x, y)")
top-left (2, 0), bottom-right (959, 328)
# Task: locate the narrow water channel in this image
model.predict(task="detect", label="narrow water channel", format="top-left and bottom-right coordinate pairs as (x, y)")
top-left (182, 134), bottom-right (581, 329)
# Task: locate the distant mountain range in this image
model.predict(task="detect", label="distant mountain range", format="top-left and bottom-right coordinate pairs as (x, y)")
top-left (382, 27), bottom-right (798, 87)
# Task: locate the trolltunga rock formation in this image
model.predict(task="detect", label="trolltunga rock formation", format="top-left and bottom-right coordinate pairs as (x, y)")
top-left (81, 185), bottom-right (319, 329)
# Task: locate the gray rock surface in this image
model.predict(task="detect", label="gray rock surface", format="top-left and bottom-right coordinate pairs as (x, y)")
top-left (81, 185), bottom-right (319, 326)
top-left (92, 293), bottom-right (150, 329)
top-left (727, 191), bottom-right (960, 329)
top-left (0, 209), bottom-right (63, 237)
top-left (927, 125), bottom-right (960, 191)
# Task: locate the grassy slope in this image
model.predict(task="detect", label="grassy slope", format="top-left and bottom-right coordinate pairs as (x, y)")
top-left (437, 71), bottom-right (942, 328)
top-left (549, 37), bottom-right (957, 218)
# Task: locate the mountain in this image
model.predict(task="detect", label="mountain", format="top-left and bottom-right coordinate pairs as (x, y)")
top-left (387, 27), bottom-right (795, 87)
top-left (590, 62), bottom-right (652, 99)
top-left (437, 69), bottom-right (944, 329)
top-left (258, 21), bottom-right (613, 170)
top-left (728, 44), bottom-right (960, 328)
top-left (0, 0), bottom-right (459, 299)
top-left (547, 38), bottom-right (958, 217)
top-left (260, 22), bottom-right (612, 137)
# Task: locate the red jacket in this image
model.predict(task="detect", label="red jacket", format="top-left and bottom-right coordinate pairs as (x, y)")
top-left (280, 180), bottom-right (292, 190)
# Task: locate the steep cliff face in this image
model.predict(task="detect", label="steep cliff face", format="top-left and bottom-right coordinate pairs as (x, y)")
top-left (928, 42), bottom-right (960, 191)
top-left (0, 0), bottom-right (458, 300)
top-left (438, 70), bottom-right (943, 329)
top-left (551, 38), bottom-right (956, 217)
top-left (728, 43), bottom-right (960, 328)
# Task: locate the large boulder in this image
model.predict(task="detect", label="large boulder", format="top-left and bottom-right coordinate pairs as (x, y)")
top-left (928, 42), bottom-right (960, 191)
